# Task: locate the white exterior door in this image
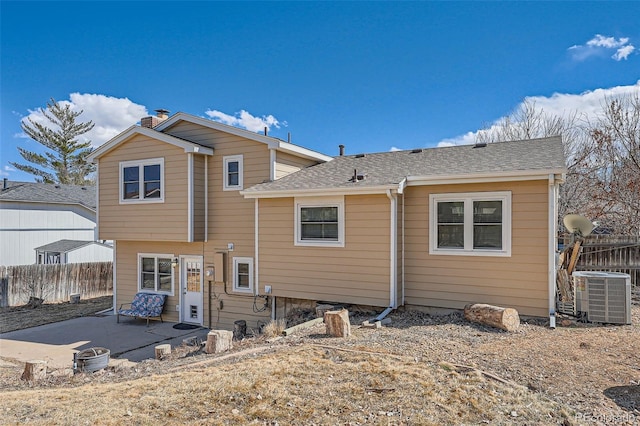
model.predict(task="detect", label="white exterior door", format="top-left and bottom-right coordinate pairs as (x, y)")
top-left (181, 257), bottom-right (203, 325)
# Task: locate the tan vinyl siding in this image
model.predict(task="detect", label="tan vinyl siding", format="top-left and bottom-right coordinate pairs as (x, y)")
top-left (275, 151), bottom-right (319, 179)
top-left (192, 154), bottom-right (206, 241)
top-left (115, 241), bottom-right (196, 323)
top-left (258, 194), bottom-right (391, 307)
top-left (97, 134), bottom-right (188, 241)
top-left (403, 180), bottom-right (550, 317)
top-left (115, 241), bottom-right (270, 329)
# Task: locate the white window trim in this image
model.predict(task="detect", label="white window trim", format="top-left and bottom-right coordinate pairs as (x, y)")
top-left (223, 154), bottom-right (244, 191)
top-left (429, 191), bottom-right (511, 257)
top-left (137, 253), bottom-right (175, 295)
top-left (119, 158), bottom-right (165, 204)
top-left (294, 196), bottom-right (345, 247)
top-left (233, 257), bottom-right (254, 293)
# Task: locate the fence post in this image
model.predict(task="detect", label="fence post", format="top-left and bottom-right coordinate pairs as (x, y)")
top-left (0, 266), bottom-right (8, 308)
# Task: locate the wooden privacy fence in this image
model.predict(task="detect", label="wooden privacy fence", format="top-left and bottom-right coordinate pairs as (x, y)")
top-left (0, 262), bottom-right (113, 307)
top-left (564, 235), bottom-right (640, 287)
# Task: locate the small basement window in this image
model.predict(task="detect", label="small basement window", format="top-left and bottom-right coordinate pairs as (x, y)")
top-left (233, 257), bottom-right (254, 293)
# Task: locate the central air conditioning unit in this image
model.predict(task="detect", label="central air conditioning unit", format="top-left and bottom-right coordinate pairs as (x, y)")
top-left (573, 271), bottom-right (632, 325)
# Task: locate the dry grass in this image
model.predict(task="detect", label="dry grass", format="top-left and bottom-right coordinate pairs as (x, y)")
top-left (1, 298), bottom-right (639, 425)
top-left (0, 296), bottom-right (112, 333)
top-left (0, 345), bottom-right (573, 425)
top-left (262, 318), bottom-right (287, 338)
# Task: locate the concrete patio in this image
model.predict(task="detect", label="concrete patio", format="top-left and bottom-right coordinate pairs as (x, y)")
top-left (0, 313), bottom-right (210, 369)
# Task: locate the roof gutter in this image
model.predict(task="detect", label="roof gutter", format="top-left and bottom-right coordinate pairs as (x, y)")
top-left (406, 170), bottom-right (566, 186)
top-left (241, 184), bottom-right (400, 199)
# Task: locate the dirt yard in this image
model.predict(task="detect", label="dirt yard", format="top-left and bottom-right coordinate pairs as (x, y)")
top-left (0, 296), bottom-right (112, 333)
top-left (0, 297), bottom-right (638, 425)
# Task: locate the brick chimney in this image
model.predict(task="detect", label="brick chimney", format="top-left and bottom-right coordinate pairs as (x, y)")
top-left (141, 109), bottom-right (170, 128)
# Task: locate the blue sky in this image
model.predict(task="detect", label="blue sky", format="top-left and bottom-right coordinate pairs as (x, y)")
top-left (1, 1), bottom-right (639, 182)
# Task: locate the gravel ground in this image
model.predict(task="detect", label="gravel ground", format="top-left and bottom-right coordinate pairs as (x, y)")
top-left (0, 296), bottom-right (638, 425)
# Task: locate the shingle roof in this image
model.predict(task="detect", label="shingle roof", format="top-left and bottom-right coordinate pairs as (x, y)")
top-left (34, 239), bottom-right (101, 253)
top-left (0, 181), bottom-right (96, 210)
top-left (243, 136), bottom-right (566, 195)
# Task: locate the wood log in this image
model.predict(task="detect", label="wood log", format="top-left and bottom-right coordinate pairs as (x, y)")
top-left (154, 344), bottom-right (172, 360)
top-left (566, 240), bottom-right (582, 275)
top-left (205, 330), bottom-right (233, 354)
top-left (324, 309), bottom-right (351, 337)
top-left (21, 360), bottom-right (47, 381)
top-left (463, 303), bottom-right (520, 332)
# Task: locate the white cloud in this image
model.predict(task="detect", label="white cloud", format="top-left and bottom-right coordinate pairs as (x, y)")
top-left (613, 45), bottom-right (635, 61)
top-left (1, 165), bottom-right (16, 177)
top-left (205, 109), bottom-right (284, 133)
top-left (569, 34), bottom-right (635, 62)
top-left (389, 146), bottom-right (402, 152)
top-left (21, 93), bottom-right (148, 147)
top-left (586, 34), bottom-right (628, 49)
top-left (436, 81), bottom-right (640, 146)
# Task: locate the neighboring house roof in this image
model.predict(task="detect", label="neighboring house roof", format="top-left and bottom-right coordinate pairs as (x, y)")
top-left (155, 112), bottom-right (333, 162)
top-left (34, 239), bottom-right (112, 253)
top-left (0, 180), bottom-right (96, 210)
top-left (242, 136), bottom-right (567, 197)
top-left (88, 125), bottom-right (214, 161)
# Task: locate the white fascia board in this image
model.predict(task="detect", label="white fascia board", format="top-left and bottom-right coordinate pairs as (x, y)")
top-left (0, 199), bottom-right (96, 213)
top-left (88, 126), bottom-right (213, 162)
top-left (406, 170), bottom-right (566, 186)
top-left (241, 184), bottom-right (400, 199)
top-left (155, 112), bottom-right (332, 162)
top-left (276, 141), bottom-right (334, 162)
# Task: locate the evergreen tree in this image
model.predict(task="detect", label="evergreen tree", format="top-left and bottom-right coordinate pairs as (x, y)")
top-left (11, 98), bottom-right (95, 184)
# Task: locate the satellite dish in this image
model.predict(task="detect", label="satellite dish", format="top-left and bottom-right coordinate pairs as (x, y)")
top-left (563, 214), bottom-right (594, 237)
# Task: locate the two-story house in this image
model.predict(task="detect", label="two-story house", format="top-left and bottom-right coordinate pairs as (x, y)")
top-left (88, 111), bottom-right (332, 330)
top-left (90, 110), bottom-right (566, 331)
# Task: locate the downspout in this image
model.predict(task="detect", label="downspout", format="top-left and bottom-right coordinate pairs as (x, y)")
top-left (398, 179), bottom-right (406, 306)
top-left (254, 198), bottom-right (259, 296)
top-left (187, 153), bottom-right (194, 242)
top-left (269, 149), bottom-right (276, 181)
top-left (112, 241), bottom-right (117, 314)
top-left (204, 155), bottom-right (208, 242)
top-left (548, 174), bottom-right (558, 328)
top-left (386, 189), bottom-right (398, 309)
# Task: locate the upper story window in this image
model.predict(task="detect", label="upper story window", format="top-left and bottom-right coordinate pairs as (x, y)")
top-left (120, 158), bottom-right (164, 203)
top-left (223, 155), bottom-right (243, 191)
top-left (295, 196), bottom-right (345, 247)
top-left (429, 191), bottom-right (511, 257)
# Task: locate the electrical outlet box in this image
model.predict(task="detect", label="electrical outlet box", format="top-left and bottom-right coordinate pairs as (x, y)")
top-left (175, 304), bottom-right (180, 312)
top-left (265, 285), bottom-right (272, 294)
top-left (227, 242), bottom-right (234, 251)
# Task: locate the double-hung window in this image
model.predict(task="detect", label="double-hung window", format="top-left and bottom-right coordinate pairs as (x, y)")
top-left (295, 196), bottom-right (345, 247)
top-left (138, 254), bottom-right (174, 294)
top-left (223, 155), bottom-right (243, 190)
top-left (233, 257), bottom-right (254, 293)
top-left (120, 158), bottom-right (164, 203)
top-left (429, 192), bottom-right (511, 256)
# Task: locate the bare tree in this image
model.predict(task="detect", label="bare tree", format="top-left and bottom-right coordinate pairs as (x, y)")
top-left (475, 99), bottom-right (592, 229)
top-left (585, 93), bottom-right (640, 234)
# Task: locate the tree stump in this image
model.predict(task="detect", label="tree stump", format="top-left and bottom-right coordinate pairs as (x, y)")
top-left (324, 309), bottom-right (351, 337)
top-left (27, 297), bottom-right (44, 309)
top-left (464, 303), bottom-right (520, 332)
top-left (21, 360), bottom-right (47, 381)
top-left (154, 344), bottom-right (172, 360)
top-left (205, 330), bottom-right (233, 354)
